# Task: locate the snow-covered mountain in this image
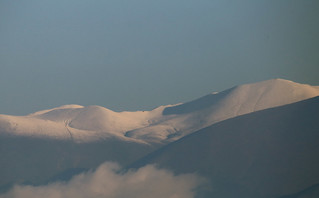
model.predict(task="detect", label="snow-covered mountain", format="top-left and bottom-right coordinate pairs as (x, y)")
top-left (1, 79), bottom-right (318, 144)
top-left (0, 79), bottom-right (318, 194)
top-left (131, 96), bottom-right (319, 198)
top-left (0, 104), bottom-right (167, 143)
top-left (126, 79), bottom-right (319, 142)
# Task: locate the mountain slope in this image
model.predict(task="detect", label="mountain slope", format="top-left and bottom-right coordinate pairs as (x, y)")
top-left (0, 79), bottom-right (318, 193)
top-left (0, 136), bottom-right (158, 192)
top-left (0, 104), bottom-right (169, 143)
top-left (126, 79), bottom-right (319, 142)
top-left (1, 79), bottom-right (318, 144)
top-left (131, 96), bottom-right (319, 198)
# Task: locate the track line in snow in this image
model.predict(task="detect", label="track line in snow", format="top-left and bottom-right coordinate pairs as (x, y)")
top-left (64, 120), bottom-right (74, 141)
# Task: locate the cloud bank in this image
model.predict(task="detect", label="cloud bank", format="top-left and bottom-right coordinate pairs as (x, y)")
top-left (0, 162), bottom-right (205, 198)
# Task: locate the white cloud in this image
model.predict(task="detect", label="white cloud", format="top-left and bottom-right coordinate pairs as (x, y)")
top-left (0, 162), bottom-right (205, 198)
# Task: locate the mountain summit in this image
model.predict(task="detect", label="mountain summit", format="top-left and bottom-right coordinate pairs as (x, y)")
top-left (131, 96), bottom-right (319, 198)
top-left (0, 79), bottom-right (318, 144)
top-left (0, 79), bottom-right (318, 195)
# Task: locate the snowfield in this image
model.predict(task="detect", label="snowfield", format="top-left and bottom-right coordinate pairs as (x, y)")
top-left (131, 96), bottom-right (319, 198)
top-left (0, 79), bottom-right (318, 144)
top-left (0, 78), bottom-right (319, 197)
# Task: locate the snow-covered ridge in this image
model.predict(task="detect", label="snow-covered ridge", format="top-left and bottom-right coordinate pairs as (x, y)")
top-left (0, 103), bottom-right (175, 143)
top-left (29, 104), bottom-right (85, 116)
top-left (131, 95), bottom-right (319, 198)
top-left (0, 79), bottom-right (318, 143)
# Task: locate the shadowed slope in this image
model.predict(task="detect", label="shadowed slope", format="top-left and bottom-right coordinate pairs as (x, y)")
top-left (131, 96), bottom-right (319, 198)
top-left (0, 79), bottom-right (319, 194)
top-left (0, 136), bottom-right (159, 192)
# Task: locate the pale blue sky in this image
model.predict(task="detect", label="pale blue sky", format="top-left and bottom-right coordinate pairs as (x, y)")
top-left (1, 0), bottom-right (318, 115)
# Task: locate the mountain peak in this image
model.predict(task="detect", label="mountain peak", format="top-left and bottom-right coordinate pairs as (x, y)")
top-left (29, 104), bottom-right (84, 116)
top-left (1, 79), bottom-right (318, 144)
top-left (163, 79), bottom-right (319, 115)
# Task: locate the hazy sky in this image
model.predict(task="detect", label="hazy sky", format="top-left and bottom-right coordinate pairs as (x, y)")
top-left (1, 0), bottom-right (318, 115)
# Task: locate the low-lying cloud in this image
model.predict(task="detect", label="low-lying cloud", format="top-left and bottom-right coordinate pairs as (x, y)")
top-left (0, 162), bottom-right (205, 198)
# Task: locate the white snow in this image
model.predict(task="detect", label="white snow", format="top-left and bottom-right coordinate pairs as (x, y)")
top-left (0, 79), bottom-right (318, 143)
top-left (125, 79), bottom-right (319, 142)
top-left (131, 95), bottom-right (319, 198)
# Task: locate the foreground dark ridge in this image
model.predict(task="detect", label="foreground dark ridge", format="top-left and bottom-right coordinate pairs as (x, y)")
top-left (130, 96), bottom-right (319, 198)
